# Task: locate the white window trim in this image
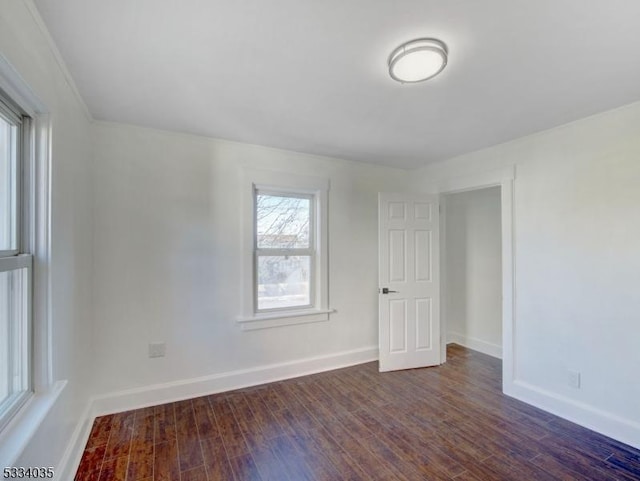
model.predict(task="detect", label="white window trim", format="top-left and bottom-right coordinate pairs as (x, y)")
top-left (239, 169), bottom-right (332, 330)
top-left (0, 54), bottom-right (57, 466)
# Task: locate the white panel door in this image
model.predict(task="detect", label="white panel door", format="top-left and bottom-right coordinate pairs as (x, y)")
top-left (379, 193), bottom-right (440, 372)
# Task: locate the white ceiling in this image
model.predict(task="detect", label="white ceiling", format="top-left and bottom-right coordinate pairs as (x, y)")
top-left (34, 0), bottom-right (640, 168)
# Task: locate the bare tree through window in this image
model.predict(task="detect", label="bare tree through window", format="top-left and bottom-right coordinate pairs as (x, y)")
top-left (255, 192), bottom-right (313, 310)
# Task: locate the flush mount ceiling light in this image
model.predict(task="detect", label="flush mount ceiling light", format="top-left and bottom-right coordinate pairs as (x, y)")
top-left (388, 38), bottom-right (448, 83)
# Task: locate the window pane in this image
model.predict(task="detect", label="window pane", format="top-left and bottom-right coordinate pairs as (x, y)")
top-left (0, 114), bottom-right (18, 253)
top-left (256, 193), bottom-right (310, 249)
top-left (257, 256), bottom-right (311, 310)
top-left (0, 268), bottom-right (29, 415)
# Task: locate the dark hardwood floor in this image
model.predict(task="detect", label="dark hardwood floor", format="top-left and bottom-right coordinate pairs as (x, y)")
top-left (75, 344), bottom-right (640, 480)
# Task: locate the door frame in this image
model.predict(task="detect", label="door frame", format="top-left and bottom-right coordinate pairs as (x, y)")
top-left (435, 166), bottom-right (515, 392)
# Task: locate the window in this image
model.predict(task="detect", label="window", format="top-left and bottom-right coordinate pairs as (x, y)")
top-left (0, 59), bottom-right (54, 465)
top-left (239, 170), bottom-right (330, 330)
top-left (255, 191), bottom-right (314, 311)
top-left (0, 93), bottom-right (31, 431)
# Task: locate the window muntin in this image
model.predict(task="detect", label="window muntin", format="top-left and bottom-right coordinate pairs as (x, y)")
top-left (254, 190), bottom-right (315, 312)
top-left (0, 95), bottom-right (31, 432)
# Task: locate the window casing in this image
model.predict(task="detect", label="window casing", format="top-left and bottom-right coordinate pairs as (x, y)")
top-left (239, 170), bottom-right (330, 330)
top-left (0, 94), bottom-right (32, 432)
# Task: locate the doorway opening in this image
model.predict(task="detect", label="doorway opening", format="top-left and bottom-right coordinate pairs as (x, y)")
top-left (441, 186), bottom-right (503, 365)
top-left (434, 166), bottom-right (515, 391)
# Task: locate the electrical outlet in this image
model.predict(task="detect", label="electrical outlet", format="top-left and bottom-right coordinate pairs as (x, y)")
top-left (148, 342), bottom-right (166, 358)
top-left (568, 370), bottom-right (581, 389)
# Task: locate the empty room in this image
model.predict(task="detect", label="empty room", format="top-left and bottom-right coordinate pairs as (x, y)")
top-left (1, 1), bottom-right (640, 480)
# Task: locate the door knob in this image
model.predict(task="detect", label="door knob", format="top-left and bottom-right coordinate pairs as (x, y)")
top-left (381, 287), bottom-right (398, 294)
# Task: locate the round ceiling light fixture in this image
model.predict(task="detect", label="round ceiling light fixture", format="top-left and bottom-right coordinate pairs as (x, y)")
top-left (388, 38), bottom-right (448, 84)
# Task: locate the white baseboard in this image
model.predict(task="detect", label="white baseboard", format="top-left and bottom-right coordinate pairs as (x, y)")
top-left (54, 402), bottom-right (94, 481)
top-left (447, 332), bottom-right (502, 359)
top-left (505, 379), bottom-right (640, 450)
top-left (92, 345), bottom-right (378, 416)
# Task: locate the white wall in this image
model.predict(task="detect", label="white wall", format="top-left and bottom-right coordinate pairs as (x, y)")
top-left (412, 101), bottom-right (640, 447)
top-left (0, 0), bottom-right (94, 470)
top-left (91, 121), bottom-right (408, 397)
top-left (444, 187), bottom-right (502, 357)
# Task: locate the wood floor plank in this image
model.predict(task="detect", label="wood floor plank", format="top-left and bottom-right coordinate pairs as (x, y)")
top-left (85, 415), bottom-right (114, 449)
top-left (242, 390), bottom-right (288, 440)
top-left (174, 399), bottom-right (205, 472)
top-left (208, 395), bottom-right (251, 459)
top-left (363, 435), bottom-right (432, 481)
top-left (154, 402), bottom-right (177, 444)
top-left (200, 436), bottom-right (236, 481)
top-left (154, 440), bottom-right (180, 481)
top-left (248, 443), bottom-right (292, 481)
top-left (299, 426), bottom-right (370, 481)
top-left (74, 466), bottom-right (102, 481)
top-left (351, 408), bottom-right (458, 480)
top-left (192, 395), bottom-right (218, 440)
top-left (228, 452), bottom-right (263, 481)
top-left (126, 442), bottom-right (153, 480)
top-left (102, 412), bottom-right (134, 460)
top-left (180, 465), bottom-right (208, 481)
top-left (530, 453), bottom-right (593, 481)
top-left (264, 435), bottom-right (316, 481)
top-left (479, 451), bottom-right (559, 481)
top-left (317, 417), bottom-right (400, 480)
top-left (384, 402), bottom-right (492, 470)
top-left (127, 408), bottom-right (155, 480)
top-left (536, 434), bottom-right (640, 481)
top-left (75, 445), bottom-right (106, 480)
top-left (454, 456), bottom-right (512, 481)
top-left (607, 452), bottom-right (640, 479)
top-left (452, 470), bottom-right (486, 481)
top-left (97, 456), bottom-right (129, 481)
top-left (257, 385), bottom-right (287, 413)
top-left (228, 392), bottom-right (270, 451)
top-left (74, 344), bottom-right (640, 481)
top-left (286, 430), bottom-right (347, 481)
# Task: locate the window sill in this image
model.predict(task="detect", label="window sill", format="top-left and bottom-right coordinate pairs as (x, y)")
top-left (0, 380), bottom-right (66, 466)
top-left (237, 308), bottom-right (335, 331)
